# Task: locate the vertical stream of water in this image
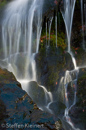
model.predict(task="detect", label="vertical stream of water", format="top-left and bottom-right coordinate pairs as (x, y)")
top-left (1, 0), bottom-right (53, 112)
top-left (55, 14), bottom-right (57, 48)
top-left (48, 17), bottom-right (53, 47)
top-left (61, 0), bottom-right (80, 129)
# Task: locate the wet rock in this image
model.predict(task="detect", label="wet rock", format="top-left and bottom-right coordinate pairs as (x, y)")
top-left (69, 107), bottom-right (82, 118)
top-left (0, 68), bottom-right (21, 87)
top-left (55, 120), bottom-right (65, 130)
top-left (74, 49), bottom-right (86, 67)
top-left (77, 68), bottom-right (86, 109)
top-left (0, 99), bottom-right (8, 122)
top-left (43, 0), bottom-right (61, 18)
top-left (68, 68), bottom-right (86, 130)
top-left (28, 81), bottom-right (48, 107)
top-left (49, 101), bottom-right (66, 116)
top-left (35, 47), bottom-right (74, 103)
top-left (28, 81), bottom-right (66, 117)
top-left (0, 68), bottom-right (59, 130)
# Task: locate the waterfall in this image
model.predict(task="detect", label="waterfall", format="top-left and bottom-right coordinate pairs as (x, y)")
top-left (48, 16), bottom-right (53, 47)
top-left (55, 14), bottom-right (57, 48)
top-left (62, 70), bottom-right (79, 130)
top-left (1, 0), bottom-right (53, 112)
top-left (61, 0), bottom-right (81, 129)
top-left (61, 0), bottom-right (76, 52)
top-left (61, 0), bottom-right (86, 127)
top-left (0, 0), bottom-right (86, 129)
top-left (46, 21), bottom-right (48, 46)
top-left (1, 0), bottom-right (43, 80)
top-left (84, 3), bottom-right (86, 35)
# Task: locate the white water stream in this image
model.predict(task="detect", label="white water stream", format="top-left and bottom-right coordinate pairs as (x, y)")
top-left (1, 0), bottom-right (53, 112)
top-left (46, 21), bottom-right (48, 46)
top-left (55, 14), bottom-right (58, 48)
top-left (61, 0), bottom-right (81, 129)
top-left (0, 0), bottom-right (86, 130)
top-left (48, 16), bottom-right (53, 47)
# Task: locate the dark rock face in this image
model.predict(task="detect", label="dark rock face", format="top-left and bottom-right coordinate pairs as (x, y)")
top-left (35, 47), bottom-right (75, 120)
top-left (26, 81), bottom-right (66, 119)
top-left (72, 49), bottom-right (86, 67)
top-left (28, 81), bottom-right (47, 107)
top-left (0, 68), bottom-right (21, 86)
top-left (0, 68), bottom-right (60, 130)
top-left (35, 47), bottom-right (74, 101)
top-left (43, 0), bottom-right (61, 18)
top-left (0, 84), bottom-right (57, 130)
top-left (0, 99), bottom-right (8, 123)
top-left (68, 68), bottom-right (86, 130)
top-left (49, 101), bottom-right (66, 116)
top-left (35, 47), bottom-right (86, 129)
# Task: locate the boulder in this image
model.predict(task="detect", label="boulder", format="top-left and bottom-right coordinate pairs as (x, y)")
top-left (35, 47), bottom-right (74, 103)
top-left (0, 68), bottom-right (21, 87)
top-left (68, 68), bottom-right (86, 130)
top-left (73, 49), bottom-right (86, 67)
top-left (0, 68), bottom-right (61, 130)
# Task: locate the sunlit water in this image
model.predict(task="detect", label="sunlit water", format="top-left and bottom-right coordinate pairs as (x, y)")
top-left (1, 0), bottom-right (53, 112)
top-left (48, 16), bottom-right (53, 47)
top-left (61, 0), bottom-right (81, 129)
top-left (55, 14), bottom-right (57, 48)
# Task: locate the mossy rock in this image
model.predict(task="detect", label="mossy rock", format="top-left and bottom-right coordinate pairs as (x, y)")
top-left (40, 32), bottom-right (67, 51)
top-left (0, 0), bottom-right (7, 8)
top-left (35, 47), bottom-right (74, 93)
top-left (71, 68), bottom-right (86, 128)
top-left (72, 48), bottom-right (86, 67)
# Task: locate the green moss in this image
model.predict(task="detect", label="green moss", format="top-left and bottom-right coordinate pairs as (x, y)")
top-left (40, 32), bottom-right (67, 50)
top-left (48, 72), bottom-right (59, 86)
top-left (0, 0), bottom-right (7, 8)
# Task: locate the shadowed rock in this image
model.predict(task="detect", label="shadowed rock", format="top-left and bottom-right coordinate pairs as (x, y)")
top-left (35, 47), bottom-right (74, 104)
top-left (0, 68), bottom-right (60, 130)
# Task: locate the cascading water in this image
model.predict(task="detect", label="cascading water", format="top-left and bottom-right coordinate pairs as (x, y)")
top-left (55, 13), bottom-right (57, 48)
top-left (1, 0), bottom-right (53, 112)
top-left (2, 0), bottom-right (42, 80)
top-left (61, 0), bottom-right (81, 129)
top-left (48, 16), bottom-right (53, 47)
top-left (61, 0), bottom-right (76, 53)
top-left (62, 70), bottom-right (79, 130)
top-left (84, 3), bottom-right (86, 34)
top-left (46, 21), bottom-right (48, 46)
